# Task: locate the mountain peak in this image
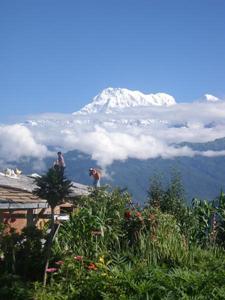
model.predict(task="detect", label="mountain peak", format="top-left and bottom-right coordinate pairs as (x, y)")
top-left (74, 87), bottom-right (176, 114)
top-left (197, 94), bottom-right (221, 103)
top-left (204, 94), bottom-right (220, 102)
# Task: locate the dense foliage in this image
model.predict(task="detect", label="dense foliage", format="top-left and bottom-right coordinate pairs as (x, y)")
top-left (33, 168), bottom-right (73, 210)
top-left (1, 175), bottom-right (225, 299)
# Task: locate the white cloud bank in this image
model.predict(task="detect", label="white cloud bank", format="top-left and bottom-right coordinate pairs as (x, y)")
top-left (0, 124), bottom-right (50, 162)
top-left (53, 126), bottom-right (196, 166)
top-left (1, 98), bottom-right (225, 168)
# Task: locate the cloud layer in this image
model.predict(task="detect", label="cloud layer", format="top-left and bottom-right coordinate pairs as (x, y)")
top-left (1, 99), bottom-right (225, 169)
top-left (0, 124), bottom-right (50, 162)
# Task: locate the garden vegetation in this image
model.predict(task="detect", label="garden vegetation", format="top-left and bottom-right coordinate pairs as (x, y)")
top-left (1, 170), bottom-right (225, 299)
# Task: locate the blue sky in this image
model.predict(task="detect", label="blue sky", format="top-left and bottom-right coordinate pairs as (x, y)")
top-left (0, 0), bottom-right (225, 121)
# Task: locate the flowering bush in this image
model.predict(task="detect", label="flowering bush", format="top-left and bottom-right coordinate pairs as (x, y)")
top-left (123, 209), bottom-right (145, 246)
top-left (3, 187), bottom-right (225, 299)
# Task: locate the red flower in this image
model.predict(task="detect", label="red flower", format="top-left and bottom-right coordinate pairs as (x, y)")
top-left (46, 267), bottom-right (58, 273)
top-left (55, 260), bottom-right (64, 265)
top-left (88, 262), bottom-right (97, 270)
top-left (136, 212), bottom-right (142, 218)
top-left (124, 211), bottom-right (131, 219)
top-left (74, 255), bottom-right (83, 261)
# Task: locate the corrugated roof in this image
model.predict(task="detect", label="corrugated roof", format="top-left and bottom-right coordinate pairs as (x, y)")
top-left (0, 173), bottom-right (89, 209)
top-left (0, 186), bottom-right (45, 203)
top-left (0, 174), bottom-right (37, 193)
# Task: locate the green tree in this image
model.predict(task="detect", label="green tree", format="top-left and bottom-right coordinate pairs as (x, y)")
top-left (33, 167), bottom-right (72, 285)
top-left (147, 172), bottom-right (190, 236)
top-left (147, 173), bottom-right (164, 209)
top-left (162, 172), bottom-right (186, 221)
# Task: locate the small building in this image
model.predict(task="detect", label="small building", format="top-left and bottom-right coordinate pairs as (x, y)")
top-left (0, 173), bottom-right (89, 232)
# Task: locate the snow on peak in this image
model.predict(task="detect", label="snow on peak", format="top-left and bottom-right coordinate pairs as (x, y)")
top-left (197, 94), bottom-right (221, 103)
top-left (204, 94), bottom-right (220, 102)
top-left (74, 87), bottom-right (176, 114)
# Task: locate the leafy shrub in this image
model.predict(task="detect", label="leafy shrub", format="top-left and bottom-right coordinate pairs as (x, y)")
top-left (54, 188), bottom-right (130, 258)
top-left (0, 273), bottom-right (33, 300)
top-left (147, 172), bottom-right (192, 237)
top-left (33, 257), bottom-right (225, 300)
top-left (0, 226), bottom-right (45, 280)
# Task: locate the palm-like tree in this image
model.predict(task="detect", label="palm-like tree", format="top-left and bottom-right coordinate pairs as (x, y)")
top-left (33, 167), bottom-right (73, 285)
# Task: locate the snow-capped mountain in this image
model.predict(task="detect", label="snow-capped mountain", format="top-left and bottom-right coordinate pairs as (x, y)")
top-left (22, 88), bottom-right (225, 132)
top-left (2, 87), bottom-right (225, 203)
top-left (73, 87), bottom-right (176, 115)
top-left (197, 94), bottom-right (221, 103)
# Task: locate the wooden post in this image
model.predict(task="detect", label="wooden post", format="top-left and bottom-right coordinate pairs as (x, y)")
top-left (0, 210), bottom-right (3, 223)
top-left (27, 209), bottom-right (34, 226)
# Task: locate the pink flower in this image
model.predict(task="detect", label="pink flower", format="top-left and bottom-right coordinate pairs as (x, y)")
top-left (74, 255), bottom-right (83, 261)
top-left (46, 267), bottom-right (58, 273)
top-left (55, 260), bottom-right (64, 265)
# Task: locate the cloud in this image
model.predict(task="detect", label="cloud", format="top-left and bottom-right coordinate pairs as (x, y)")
top-left (197, 150), bottom-right (225, 157)
top-left (0, 124), bottom-right (51, 162)
top-left (1, 100), bottom-right (225, 168)
top-left (28, 125), bottom-right (195, 166)
top-left (76, 127), bottom-right (195, 166)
